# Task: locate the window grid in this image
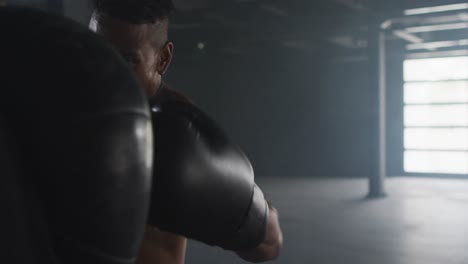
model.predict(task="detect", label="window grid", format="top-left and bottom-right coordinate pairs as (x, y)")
top-left (403, 56), bottom-right (468, 175)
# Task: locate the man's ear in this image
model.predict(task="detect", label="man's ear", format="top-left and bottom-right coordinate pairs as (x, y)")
top-left (157, 42), bottom-right (174, 75)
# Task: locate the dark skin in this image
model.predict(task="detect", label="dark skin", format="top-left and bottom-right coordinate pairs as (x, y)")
top-left (94, 14), bottom-right (283, 264)
top-left (95, 14), bottom-right (173, 96)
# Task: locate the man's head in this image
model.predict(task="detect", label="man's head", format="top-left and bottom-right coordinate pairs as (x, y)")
top-left (91, 0), bottom-right (175, 96)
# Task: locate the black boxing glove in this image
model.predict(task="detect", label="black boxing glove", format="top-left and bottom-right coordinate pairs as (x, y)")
top-left (147, 100), bottom-right (268, 251)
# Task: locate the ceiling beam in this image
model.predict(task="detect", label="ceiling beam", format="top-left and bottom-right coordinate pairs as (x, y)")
top-left (393, 30), bottom-right (424, 43)
top-left (406, 39), bottom-right (468, 50)
top-left (390, 12), bottom-right (468, 29)
top-left (331, 0), bottom-right (368, 12)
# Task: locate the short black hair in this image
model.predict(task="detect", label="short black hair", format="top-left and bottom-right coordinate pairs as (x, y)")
top-left (93, 0), bottom-right (174, 24)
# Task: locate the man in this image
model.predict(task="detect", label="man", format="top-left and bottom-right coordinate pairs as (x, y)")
top-left (91, 1), bottom-right (283, 263)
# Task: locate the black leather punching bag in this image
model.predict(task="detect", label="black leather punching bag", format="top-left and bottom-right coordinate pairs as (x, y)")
top-left (0, 6), bottom-right (152, 264)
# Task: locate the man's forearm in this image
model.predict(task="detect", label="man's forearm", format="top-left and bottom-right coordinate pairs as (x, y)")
top-left (137, 226), bottom-right (187, 264)
top-left (235, 204), bottom-right (283, 263)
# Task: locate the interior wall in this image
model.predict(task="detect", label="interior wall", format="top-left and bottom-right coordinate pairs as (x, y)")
top-left (56, 0), bottom-right (392, 178)
top-left (167, 48), bottom-right (323, 177)
top-left (7, 0), bottom-right (46, 9)
top-left (167, 44), bottom-right (377, 178)
top-left (63, 0), bottom-right (92, 25)
top-left (317, 58), bottom-right (374, 177)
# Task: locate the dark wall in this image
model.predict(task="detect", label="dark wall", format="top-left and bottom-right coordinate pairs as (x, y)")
top-left (7, 0), bottom-right (47, 9)
top-left (167, 45), bottom-right (376, 178)
top-left (167, 49), bottom-right (322, 177)
top-left (317, 58), bottom-right (374, 177)
top-left (63, 0), bottom-right (92, 25)
top-left (57, 0), bottom-right (400, 178)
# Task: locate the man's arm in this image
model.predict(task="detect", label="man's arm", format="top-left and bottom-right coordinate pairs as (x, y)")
top-left (136, 226), bottom-right (187, 264)
top-left (138, 206), bottom-right (282, 264)
top-left (235, 204), bottom-right (283, 263)
top-left (139, 205), bottom-right (282, 264)
top-left (147, 100), bottom-right (283, 261)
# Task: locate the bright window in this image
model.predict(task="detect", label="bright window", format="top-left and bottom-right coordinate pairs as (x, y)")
top-left (403, 56), bottom-right (468, 174)
top-left (404, 57), bottom-right (468, 81)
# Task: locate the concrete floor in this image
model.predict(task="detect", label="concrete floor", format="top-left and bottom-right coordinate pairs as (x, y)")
top-left (185, 177), bottom-right (468, 264)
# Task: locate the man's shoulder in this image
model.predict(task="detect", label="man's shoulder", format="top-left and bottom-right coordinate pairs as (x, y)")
top-left (151, 84), bottom-right (191, 105)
